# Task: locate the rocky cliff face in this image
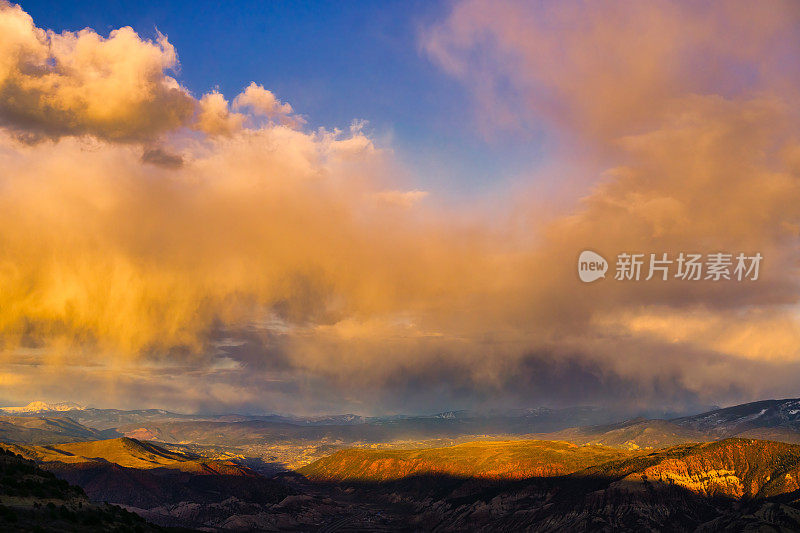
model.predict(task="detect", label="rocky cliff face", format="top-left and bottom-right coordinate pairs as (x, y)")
top-left (623, 440), bottom-right (800, 499)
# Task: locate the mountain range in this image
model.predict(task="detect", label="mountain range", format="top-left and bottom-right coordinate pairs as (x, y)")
top-left (0, 401), bottom-right (87, 414)
top-left (6, 398), bottom-right (800, 530)
top-left (542, 399), bottom-right (800, 450)
top-left (0, 415), bottom-right (112, 445)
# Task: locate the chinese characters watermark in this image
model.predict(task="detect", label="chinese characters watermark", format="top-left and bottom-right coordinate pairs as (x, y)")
top-left (578, 251), bottom-right (762, 283)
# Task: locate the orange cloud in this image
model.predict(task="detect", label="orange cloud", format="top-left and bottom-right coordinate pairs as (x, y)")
top-left (195, 91), bottom-right (245, 136)
top-left (372, 190), bottom-right (429, 208)
top-left (233, 82), bottom-right (303, 128)
top-left (1, 1), bottom-right (800, 413)
top-left (0, 1), bottom-right (195, 142)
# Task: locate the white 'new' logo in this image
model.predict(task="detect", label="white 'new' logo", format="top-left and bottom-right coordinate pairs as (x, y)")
top-left (578, 250), bottom-right (607, 282)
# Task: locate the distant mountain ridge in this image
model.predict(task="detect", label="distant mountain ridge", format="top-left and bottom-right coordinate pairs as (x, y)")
top-left (0, 401), bottom-right (640, 428)
top-left (0, 401), bottom-right (86, 414)
top-left (0, 415), bottom-right (113, 445)
top-left (524, 398), bottom-right (800, 451)
top-left (674, 398), bottom-right (800, 434)
top-left (6, 397), bottom-right (800, 451)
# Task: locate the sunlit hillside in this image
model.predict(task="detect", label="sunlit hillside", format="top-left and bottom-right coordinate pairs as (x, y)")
top-left (296, 438), bottom-right (800, 531)
top-left (581, 438), bottom-right (800, 499)
top-left (6, 437), bottom-right (254, 476)
top-left (299, 439), bottom-right (638, 481)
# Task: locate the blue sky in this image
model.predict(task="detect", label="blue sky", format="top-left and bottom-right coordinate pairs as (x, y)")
top-left (20, 0), bottom-right (544, 198)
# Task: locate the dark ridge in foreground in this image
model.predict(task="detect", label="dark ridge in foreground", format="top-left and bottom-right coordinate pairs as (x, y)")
top-left (4, 437), bottom-right (294, 529)
top-left (0, 445), bottom-right (169, 532)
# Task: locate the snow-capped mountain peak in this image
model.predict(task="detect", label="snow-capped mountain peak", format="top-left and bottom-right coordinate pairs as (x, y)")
top-left (0, 401), bottom-right (86, 413)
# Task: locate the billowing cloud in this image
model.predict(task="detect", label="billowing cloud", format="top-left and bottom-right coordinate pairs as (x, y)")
top-left (233, 82), bottom-right (302, 128)
top-left (0, 1), bottom-right (195, 142)
top-left (423, 0), bottom-right (800, 140)
top-left (234, 83), bottom-right (292, 116)
top-left (0, 2), bottom-right (299, 143)
top-left (1, 1), bottom-right (800, 415)
top-left (195, 91), bottom-right (245, 136)
top-left (418, 0), bottom-right (800, 410)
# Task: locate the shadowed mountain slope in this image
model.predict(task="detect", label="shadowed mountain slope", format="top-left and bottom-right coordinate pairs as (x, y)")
top-left (0, 416), bottom-right (111, 445)
top-left (674, 399), bottom-right (800, 436)
top-left (533, 399), bottom-right (800, 451)
top-left (3, 437), bottom-right (293, 528)
top-left (0, 445), bottom-right (161, 532)
top-left (543, 418), bottom-right (710, 449)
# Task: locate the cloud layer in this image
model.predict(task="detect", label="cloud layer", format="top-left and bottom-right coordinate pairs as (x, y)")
top-left (0, 2), bottom-right (194, 141)
top-left (1, 1), bottom-right (800, 415)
